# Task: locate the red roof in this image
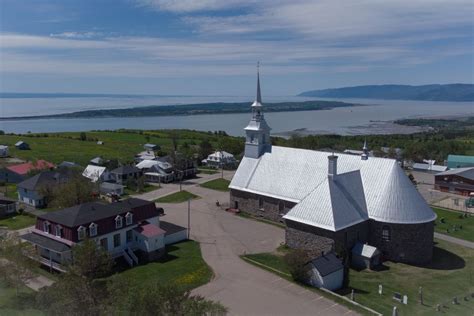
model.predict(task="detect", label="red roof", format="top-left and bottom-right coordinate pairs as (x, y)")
top-left (134, 222), bottom-right (166, 238)
top-left (7, 160), bottom-right (55, 175)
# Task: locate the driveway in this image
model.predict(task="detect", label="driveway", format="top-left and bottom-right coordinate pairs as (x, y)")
top-left (151, 178), bottom-right (356, 315)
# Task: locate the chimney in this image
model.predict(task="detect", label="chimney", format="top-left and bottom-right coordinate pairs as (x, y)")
top-left (328, 154), bottom-right (338, 178)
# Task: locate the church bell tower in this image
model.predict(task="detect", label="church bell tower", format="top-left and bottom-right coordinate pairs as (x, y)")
top-left (244, 63), bottom-right (271, 159)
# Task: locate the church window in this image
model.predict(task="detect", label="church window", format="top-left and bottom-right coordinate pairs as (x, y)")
top-left (382, 226), bottom-right (391, 242)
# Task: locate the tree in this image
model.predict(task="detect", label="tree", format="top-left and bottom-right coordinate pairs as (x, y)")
top-left (39, 173), bottom-right (96, 209)
top-left (0, 233), bottom-right (37, 295)
top-left (70, 238), bottom-right (113, 280)
top-left (283, 249), bottom-right (311, 283)
top-left (79, 132), bottom-right (87, 141)
top-left (199, 139), bottom-right (213, 161)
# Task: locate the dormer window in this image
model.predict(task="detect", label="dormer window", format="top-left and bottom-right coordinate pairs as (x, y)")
top-left (125, 212), bottom-right (133, 226)
top-left (115, 216), bottom-right (123, 229)
top-left (77, 226), bottom-right (86, 240)
top-left (55, 225), bottom-right (62, 238)
top-left (89, 223), bottom-right (98, 237)
top-left (43, 221), bottom-right (50, 234)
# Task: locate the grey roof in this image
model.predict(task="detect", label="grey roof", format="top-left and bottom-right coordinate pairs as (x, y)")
top-left (90, 157), bottom-right (103, 165)
top-left (230, 146), bottom-right (436, 226)
top-left (160, 221), bottom-right (187, 236)
top-left (352, 242), bottom-right (380, 258)
top-left (284, 170), bottom-right (369, 231)
top-left (111, 165), bottom-right (141, 175)
top-left (22, 233), bottom-right (71, 253)
top-left (412, 163), bottom-right (447, 172)
top-left (15, 141), bottom-right (26, 146)
top-left (39, 198), bottom-right (154, 227)
top-left (310, 253), bottom-right (343, 277)
top-left (58, 161), bottom-right (80, 168)
top-left (17, 170), bottom-right (72, 191)
top-left (0, 145), bottom-right (8, 149)
top-left (0, 197), bottom-right (16, 204)
top-left (144, 143), bottom-right (158, 148)
top-left (100, 182), bottom-right (125, 190)
top-left (436, 167), bottom-right (474, 180)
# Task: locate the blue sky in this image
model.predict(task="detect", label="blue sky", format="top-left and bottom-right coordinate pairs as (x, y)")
top-left (1, 0), bottom-right (473, 95)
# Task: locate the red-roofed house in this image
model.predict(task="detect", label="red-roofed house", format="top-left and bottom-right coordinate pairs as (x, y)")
top-left (0, 160), bottom-right (55, 183)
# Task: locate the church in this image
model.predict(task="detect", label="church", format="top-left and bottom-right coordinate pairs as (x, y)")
top-left (229, 70), bottom-right (436, 265)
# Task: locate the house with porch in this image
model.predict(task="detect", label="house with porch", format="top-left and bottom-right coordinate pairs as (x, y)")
top-left (109, 165), bottom-right (142, 185)
top-left (22, 198), bottom-right (187, 271)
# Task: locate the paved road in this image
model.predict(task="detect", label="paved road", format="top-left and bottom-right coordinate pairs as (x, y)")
top-left (151, 176), bottom-right (356, 315)
top-left (434, 232), bottom-right (474, 249)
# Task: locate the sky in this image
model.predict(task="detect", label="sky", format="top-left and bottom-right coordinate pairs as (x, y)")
top-left (0, 0), bottom-right (473, 96)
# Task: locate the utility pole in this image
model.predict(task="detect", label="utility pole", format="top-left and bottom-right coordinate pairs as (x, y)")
top-left (187, 198), bottom-right (191, 239)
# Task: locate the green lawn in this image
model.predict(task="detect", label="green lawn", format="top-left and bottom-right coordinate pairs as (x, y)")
top-left (242, 239), bottom-right (474, 316)
top-left (197, 168), bottom-right (218, 175)
top-left (200, 178), bottom-right (230, 192)
top-left (155, 190), bottom-right (199, 203)
top-left (433, 207), bottom-right (474, 242)
top-left (113, 240), bottom-right (212, 292)
top-left (0, 184), bottom-right (18, 200)
top-left (0, 213), bottom-right (36, 230)
top-left (124, 184), bottom-right (160, 196)
top-left (0, 281), bottom-right (39, 315)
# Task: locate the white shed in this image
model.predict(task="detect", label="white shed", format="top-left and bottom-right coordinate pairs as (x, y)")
top-left (0, 145), bottom-right (9, 158)
top-left (307, 253), bottom-right (344, 291)
top-left (351, 242), bottom-right (382, 270)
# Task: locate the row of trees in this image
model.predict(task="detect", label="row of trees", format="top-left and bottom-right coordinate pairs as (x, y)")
top-left (0, 235), bottom-right (227, 316)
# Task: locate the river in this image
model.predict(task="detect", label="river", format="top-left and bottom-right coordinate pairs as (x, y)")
top-left (0, 96), bottom-right (472, 136)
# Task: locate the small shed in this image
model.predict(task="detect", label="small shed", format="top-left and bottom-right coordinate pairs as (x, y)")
top-left (15, 141), bottom-right (30, 150)
top-left (351, 242), bottom-right (382, 270)
top-left (0, 145), bottom-right (9, 157)
top-left (307, 252), bottom-right (344, 291)
top-left (144, 143), bottom-right (159, 151)
top-left (97, 141), bottom-right (104, 145)
top-left (0, 198), bottom-right (17, 219)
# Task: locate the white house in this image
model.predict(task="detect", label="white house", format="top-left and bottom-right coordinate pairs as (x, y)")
top-left (82, 165), bottom-right (109, 182)
top-left (202, 151), bottom-right (237, 168)
top-left (0, 145), bottom-right (9, 158)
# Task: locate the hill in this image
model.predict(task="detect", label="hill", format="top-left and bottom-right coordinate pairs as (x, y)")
top-left (298, 84), bottom-right (474, 101)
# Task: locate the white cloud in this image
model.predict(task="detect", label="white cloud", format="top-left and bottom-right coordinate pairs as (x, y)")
top-left (134, 0), bottom-right (257, 13)
top-left (50, 31), bottom-right (104, 39)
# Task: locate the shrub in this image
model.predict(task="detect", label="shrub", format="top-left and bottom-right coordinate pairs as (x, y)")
top-left (283, 249), bottom-right (311, 283)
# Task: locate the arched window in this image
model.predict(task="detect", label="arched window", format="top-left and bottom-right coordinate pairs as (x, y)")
top-left (43, 221), bottom-right (50, 234)
top-left (125, 212), bottom-right (133, 226)
top-left (77, 226), bottom-right (86, 240)
top-left (258, 197), bottom-right (264, 209)
top-left (115, 216), bottom-right (123, 229)
top-left (89, 223), bottom-right (98, 237)
top-left (278, 200), bottom-right (285, 212)
top-left (382, 225), bottom-right (391, 242)
top-left (55, 225), bottom-right (62, 238)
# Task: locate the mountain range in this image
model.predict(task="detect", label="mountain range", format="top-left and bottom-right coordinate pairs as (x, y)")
top-left (298, 84), bottom-right (474, 102)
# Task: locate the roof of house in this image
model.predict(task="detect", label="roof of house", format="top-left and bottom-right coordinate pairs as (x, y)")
top-left (134, 222), bottom-right (166, 238)
top-left (412, 163), bottom-right (448, 172)
top-left (6, 160), bottom-right (55, 175)
top-left (136, 159), bottom-right (159, 169)
top-left (144, 143), bottom-right (158, 148)
top-left (447, 155), bottom-right (474, 164)
top-left (110, 165), bottom-right (140, 175)
top-left (39, 198), bottom-right (155, 227)
top-left (208, 151), bottom-right (235, 159)
top-left (436, 167), bottom-right (474, 180)
top-left (159, 221), bottom-right (187, 236)
top-left (17, 170), bottom-right (72, 191)
top-left (351, 242), bottom-right (380, 258)
top-left (58, 161), bottom-right (80, 168)
top-left (90, 157), bottom-right (104, 165)
top-left (22, 232), bottom-right (71, 252)
top-left (0, 197), bottom-right (16, 204)
top-left (310, 253), bottom-right (344, 277)
top-left (0, 145), bottom-right (8, 150)
top-left (100, 182), bottom-right (125, 190)
top-left (230, 146), bottom-right (436, 227)
top-left (15, 141), bottom-right (27, 146)
top-left (82, 165), bottom-right (106, 182)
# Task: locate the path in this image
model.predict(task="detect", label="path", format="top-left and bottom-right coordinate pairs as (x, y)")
top-left (434, 232), bottom-right (474, 249)
top-left (149, 175), bottom-right (356, 315)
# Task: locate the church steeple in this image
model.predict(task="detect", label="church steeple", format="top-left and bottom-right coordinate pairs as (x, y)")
top-left (361, 139), bottom-right (369, 161)
top-left (244, 63), bottom-right (271, 159)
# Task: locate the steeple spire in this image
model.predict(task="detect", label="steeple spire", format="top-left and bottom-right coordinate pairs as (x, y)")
top-left (361, 139), bottom-right (369, 160)
top-left (256, 61), bottom-right (262, 103)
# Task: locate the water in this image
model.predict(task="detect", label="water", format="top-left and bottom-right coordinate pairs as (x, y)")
top-left (0, 96), bottom-right (472, 136)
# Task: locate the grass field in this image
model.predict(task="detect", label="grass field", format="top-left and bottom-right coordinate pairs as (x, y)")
top-left (0, 213), bottom-right (36, 230)
top-left (155, 190), bottom-right (199, 203)
top-left (113, 240), bottom-right (212, 292)
top-left (0, 184), bottom-right (18, 200)
top-left (433, 207), bottom-right (474, 242)
top-left (0, 130), bottom-right (239, 166)
top-left (200, 178), bottom-right (230, 192)
top-left (124, 184), bottom-right (160, 196)
top-left (197, 168), bottom-right (218, 175)
top-left (0, 281), bottom-right (39, 315)
top-left (242, 239), bottom-right (474, 316)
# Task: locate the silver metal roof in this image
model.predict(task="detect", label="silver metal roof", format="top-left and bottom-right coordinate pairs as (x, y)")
top-left (352, 242), bottom-right (380, 258)
top-left (230, 146), bottom-right (436, 225)
top-left (436, 167), bottom-right (474, 179)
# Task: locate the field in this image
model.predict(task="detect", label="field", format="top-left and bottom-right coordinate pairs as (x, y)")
top-left (433, 207), bottom-right (474, 242)
top-left (200, 178), bottom-right (230, 192)
top-left (0, 130), bottom-right (240, 167)
top-left (113, 240), bottom-right (213, 291)
top-left (0, 213), bottom-right (36, 230)
top-left (0, 281), bottom-right (39, 316)
top-left (0, 183), bottom-right (18, 200)
top-left (155, 190), bottom-right (199, 203)
top-left (124, 183), bottom-right (160, 196)
top-left (243, 239), bottom-right (474, 316)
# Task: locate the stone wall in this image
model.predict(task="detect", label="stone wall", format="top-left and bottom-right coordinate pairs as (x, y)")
top-left (285, 219), bottom-right (370, 257)
top-left (230, 189), bottom-right (296, 222)
top-left (369, 220), bottom-right (434, 264)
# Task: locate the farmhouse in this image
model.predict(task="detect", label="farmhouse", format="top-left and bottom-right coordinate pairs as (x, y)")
top-left (434, 167), bottom-right (474, 196)
top-left (109, 165), bottom-right (142, 185)
top-left (202, 151), bottom-right (237, 169)
top-left (22, 198), bottom-right (187, 271)
top-left (229, 71), bottom-right (436, 265)
top-left (0, 145), bottom-right (9, 157)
